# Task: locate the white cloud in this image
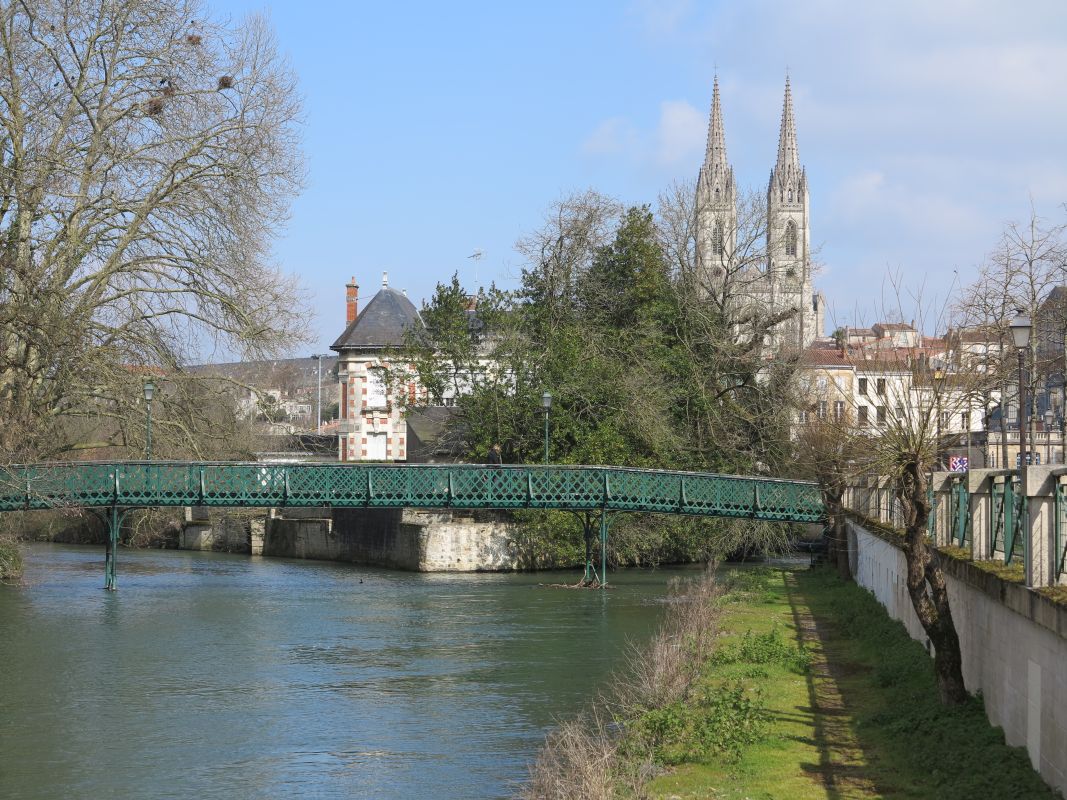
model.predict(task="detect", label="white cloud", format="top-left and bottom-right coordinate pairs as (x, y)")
top-left (582, 100), bottom-right (705, 168)
top-left (655, 100), bottom-right (705, 165)
top-left (582, 117), bottom-right (637, 156)
top-left (627, 0), bottom-right (693, 39)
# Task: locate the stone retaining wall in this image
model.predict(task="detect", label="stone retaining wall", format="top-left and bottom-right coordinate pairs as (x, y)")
top-left (263, 507), bottom-right (521, 571)
top-left (848, 519), bottom-right (1067, 794)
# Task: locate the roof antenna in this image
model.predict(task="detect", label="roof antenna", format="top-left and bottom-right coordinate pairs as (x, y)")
top-left (381, 271), bottom-right (388, 289)
top-left (468, 249), bottom-right (483, 288)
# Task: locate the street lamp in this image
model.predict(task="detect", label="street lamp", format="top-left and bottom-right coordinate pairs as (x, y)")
top-left (541, 391), bottom-right (552, 464)
top-left (1010, 309), bottom-right (1033, 586)
top-left (1045, 408), bottom-right (1055, 465)
top-left (1010, 309), bottom-right (1031, 469)
top-left (311, 354), bottom-right (327, 432)
top-left (143, 379), bottom-right (155, 459)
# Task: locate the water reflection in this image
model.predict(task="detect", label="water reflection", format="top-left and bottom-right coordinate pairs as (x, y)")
top-left (0, 544), bottom-right (682, 800)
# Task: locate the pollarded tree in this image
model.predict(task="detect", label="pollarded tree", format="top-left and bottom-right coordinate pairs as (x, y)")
top-left (0, 0), bottom-right (307, 460)
top-left (800, 288), bottom-right (995, 705)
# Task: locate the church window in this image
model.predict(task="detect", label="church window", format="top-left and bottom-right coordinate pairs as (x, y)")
top-left (788, 189), bottom-right (794, 202)
top-left (712, 221), bottom-right (724, 256)
top-left (714, 187), bottom-right (720, 200)
top-left (785, 220), bottom-right (797, 256)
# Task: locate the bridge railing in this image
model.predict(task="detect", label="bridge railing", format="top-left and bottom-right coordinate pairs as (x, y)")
top-left (0, 462), bottom-right (824, 523)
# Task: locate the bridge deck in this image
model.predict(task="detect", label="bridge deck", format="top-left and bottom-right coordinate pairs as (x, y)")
top-left (0, 462), bottom-right (824, 523)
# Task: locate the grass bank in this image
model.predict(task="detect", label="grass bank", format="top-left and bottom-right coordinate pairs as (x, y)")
top-left (0, 533), bottom-right (22, 581)
top-left (520, 566), bottom-right (1059, 798)
top-left (649, 567), bottom-right (1057, 799)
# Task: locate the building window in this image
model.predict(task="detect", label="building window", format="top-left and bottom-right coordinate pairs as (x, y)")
top-left (859, 377), bottom-right (868, 395)
top-left (817, 400), bottom-right (827, 420)
top-left (366, 368), bottom-right (387, 408)
top-left (962, 411), bottom-right (970, 429)
top-left (798, 408), bottom-right (808, 424)
top-left (712, 221), bottom-right (725, 256)
top-left (858, 406), bottom-right (869, 424)
top-left (877, 406), bottom-right (887, 425)
top-left (834, 401), bottom-right (845, 422)
top-left (785, 220), bottom-right (797, 256)
top-left (896, 404), bottom-right (905, 419)
top-left (940, 411), bottom-right (951, 429)
top-left (816, 376), bottom-right (828, 391)
top-left (876, 378), bottom-right (886, 395)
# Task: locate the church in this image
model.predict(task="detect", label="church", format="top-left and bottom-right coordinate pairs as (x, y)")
top-left (695, 76), bottom-right (824, 351)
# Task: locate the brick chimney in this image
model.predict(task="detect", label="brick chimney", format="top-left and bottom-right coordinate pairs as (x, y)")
top-left (346, 277), bottom-right (359, 323)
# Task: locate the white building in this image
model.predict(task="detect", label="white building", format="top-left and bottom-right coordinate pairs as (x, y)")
top-left (331, 273), bottom-right (421, 461)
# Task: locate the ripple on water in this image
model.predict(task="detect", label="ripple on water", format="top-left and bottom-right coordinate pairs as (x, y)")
top-left (0, 543), bottom-right (675, 800)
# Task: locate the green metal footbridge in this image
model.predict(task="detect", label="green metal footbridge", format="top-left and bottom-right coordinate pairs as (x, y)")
top-left (0, 461), bottom-right (824, 590)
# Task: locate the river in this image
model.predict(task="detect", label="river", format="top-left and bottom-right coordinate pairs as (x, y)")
top-left (0, 543), bottom-right (690, 799)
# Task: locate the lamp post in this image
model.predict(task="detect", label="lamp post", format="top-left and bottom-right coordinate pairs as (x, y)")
top-left (1045, 408), bottom-right (1054, 465)
top-left (143, 380), bottom-right (155, 459)
top-left (311, 354), bottom-right (326, 432)
top-left (541, 391), bottom-right (552, 464)
top-left (1009, 309), bottom-right (1032, 585)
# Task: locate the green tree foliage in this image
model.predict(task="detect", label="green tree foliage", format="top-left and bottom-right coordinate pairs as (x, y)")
top-left (395, 193), bottom-right (800, 564)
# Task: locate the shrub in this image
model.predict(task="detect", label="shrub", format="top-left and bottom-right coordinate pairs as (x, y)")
top-left (629, 680), bottom-right (767, 764)
top-left (0, 535), bottom-right (22, 581)
top-left (712, 624), bottom-right (811, 674)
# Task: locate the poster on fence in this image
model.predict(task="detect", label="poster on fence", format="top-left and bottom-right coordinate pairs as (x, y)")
top-left (949, 456), bottom-right (968, 472)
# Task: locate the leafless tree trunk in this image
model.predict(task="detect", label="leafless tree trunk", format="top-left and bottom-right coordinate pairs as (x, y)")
top-left (896, 460), bottom-right (968, 704)
top-left (0, 0), bottom-right (308, 460)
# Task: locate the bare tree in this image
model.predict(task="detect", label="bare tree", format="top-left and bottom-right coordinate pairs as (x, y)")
top-left (799, 286), bottom-right (996, 705)
top-left (957, 207), bottom-right (1067, 467)
top-left (0, 0), bottom-right (308, 460)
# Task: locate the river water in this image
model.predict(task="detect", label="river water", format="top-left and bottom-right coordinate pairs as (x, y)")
top-left (0, 544), bottom-right (689, 799)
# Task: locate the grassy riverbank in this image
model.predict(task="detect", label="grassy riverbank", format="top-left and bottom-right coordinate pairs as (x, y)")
top-left (0, 534), bottom-right (21, 581)
top-left (522, 566), bottom-right (1059, 799)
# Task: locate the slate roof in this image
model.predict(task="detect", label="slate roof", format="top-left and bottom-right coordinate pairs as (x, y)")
top-left (331, 287), bottom-right (422, 351)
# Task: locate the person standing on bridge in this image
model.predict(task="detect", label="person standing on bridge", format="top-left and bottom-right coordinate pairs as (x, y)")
top-left (487, 443), bottom-right (502, 466)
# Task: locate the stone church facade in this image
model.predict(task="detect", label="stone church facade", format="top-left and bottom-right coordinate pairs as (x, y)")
top-left (695, 76), bottom-right (824, 351)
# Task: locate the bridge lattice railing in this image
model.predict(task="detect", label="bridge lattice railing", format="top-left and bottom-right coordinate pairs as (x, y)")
top-left (0, 462), bottom-right (824, 523)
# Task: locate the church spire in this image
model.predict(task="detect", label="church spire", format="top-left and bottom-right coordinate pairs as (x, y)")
top-left (774, 76), bottom-right (800, 173)
top-left (704, 75), bottom-right (728, 169)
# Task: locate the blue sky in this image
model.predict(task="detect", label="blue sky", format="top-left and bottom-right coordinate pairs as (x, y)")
top-left (211, 0), bottom-right (1067, 351)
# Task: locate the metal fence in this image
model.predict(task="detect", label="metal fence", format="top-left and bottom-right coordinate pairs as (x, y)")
top-left (0, 461), bottom-right (825, 522)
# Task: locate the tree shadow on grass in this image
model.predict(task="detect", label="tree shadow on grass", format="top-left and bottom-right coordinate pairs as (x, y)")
top-left (782, 568), bottom-right (1059, 800)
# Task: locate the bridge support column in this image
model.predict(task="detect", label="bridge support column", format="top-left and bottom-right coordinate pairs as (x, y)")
top-left (574, 510), bottom-right (614, 588)
top-left (600, 509), bottom-right (608, 590)
top-left (104, 504), bottom-right (119, 591)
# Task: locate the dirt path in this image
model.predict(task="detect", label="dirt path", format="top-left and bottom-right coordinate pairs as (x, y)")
top-left (785, 571), bottom-right (880, 798)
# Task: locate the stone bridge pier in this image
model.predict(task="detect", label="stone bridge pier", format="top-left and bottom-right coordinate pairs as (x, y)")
top-left (179, 506), bottom-right (520, 571)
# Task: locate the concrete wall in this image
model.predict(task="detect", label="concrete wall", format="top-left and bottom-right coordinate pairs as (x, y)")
top-left (848, 519), bottom-right (1067, 795)
top-left (263, 507), bottom-right (522, 572)
top-left (179, 507), bottom-right (260, 553)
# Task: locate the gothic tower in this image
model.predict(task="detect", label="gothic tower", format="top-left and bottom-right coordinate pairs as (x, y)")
top-left (695, 76), bottom-right (736, 283)
top-left (766, 77), bottom-right (819, 350)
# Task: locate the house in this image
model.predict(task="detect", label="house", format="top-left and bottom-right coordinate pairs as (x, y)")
top-left (331, 273), bottom-right (421, 461)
